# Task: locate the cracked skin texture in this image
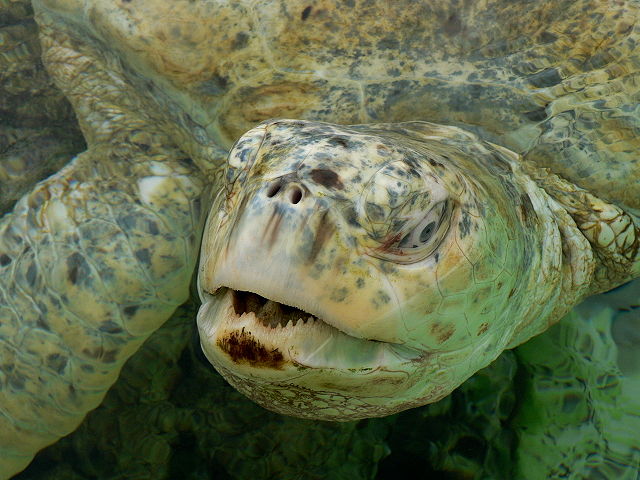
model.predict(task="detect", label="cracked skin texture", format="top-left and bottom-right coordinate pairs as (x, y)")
top-left (0, 0), bottom-right (639, 478)
top-left (38, 0), bottom-right (640, 210)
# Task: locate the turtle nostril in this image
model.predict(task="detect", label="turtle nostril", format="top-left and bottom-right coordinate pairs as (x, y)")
top-left (290, 186), bottom-right (303, 204)
top-left (266, 182), bottom-right (281, 198)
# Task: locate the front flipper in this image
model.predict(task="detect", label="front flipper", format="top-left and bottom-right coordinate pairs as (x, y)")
top-left (0, 11), bottom-right (210, 478)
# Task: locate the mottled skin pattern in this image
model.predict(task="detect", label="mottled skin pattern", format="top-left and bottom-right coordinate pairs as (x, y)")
top-left (0, 0), bottom-right (639, 477)
top-left (198, 119), bottom-right (596, 419)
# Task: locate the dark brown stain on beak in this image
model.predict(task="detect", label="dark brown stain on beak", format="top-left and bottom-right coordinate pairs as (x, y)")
top-left (217, 328), bottom-right (285, 369)
top-left (310, 168), bottom-right (344, 190)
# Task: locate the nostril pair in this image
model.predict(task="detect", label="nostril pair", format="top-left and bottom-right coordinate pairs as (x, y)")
top-left (265, 182), bottom-right (303, 204)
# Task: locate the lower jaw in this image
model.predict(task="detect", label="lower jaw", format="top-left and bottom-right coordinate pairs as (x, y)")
top-left (211, 359), bottom-right (436, 421)
top-left (195, 288), bottom-right (453, 419)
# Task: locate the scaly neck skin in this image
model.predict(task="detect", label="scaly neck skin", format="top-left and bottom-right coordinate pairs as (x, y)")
top-left (491, 140), bottom-right (640, 349)
top-left (519, 158), bottom-right (640, 295)
top-left (467, 142), bottom-right (595, 350)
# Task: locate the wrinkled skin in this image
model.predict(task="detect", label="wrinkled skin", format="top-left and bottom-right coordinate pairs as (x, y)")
top-left (1, 0), bottom-right (639, 477)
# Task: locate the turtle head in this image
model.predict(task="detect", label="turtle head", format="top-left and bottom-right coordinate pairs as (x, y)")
top-left (197, 119), bottom-right (582, 420)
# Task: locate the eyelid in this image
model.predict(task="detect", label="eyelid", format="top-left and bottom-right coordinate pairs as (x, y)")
top-left (368, 200), bottom-right (453, 265)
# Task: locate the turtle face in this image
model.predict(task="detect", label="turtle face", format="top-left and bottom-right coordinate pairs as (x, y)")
top-left (198, 119), bottom-right (560, 420)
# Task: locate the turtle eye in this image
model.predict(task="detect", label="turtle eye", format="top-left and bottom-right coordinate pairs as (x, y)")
top-left (399, 217), bottom-right (437, 248)
top-left (371, 201), bottom-right (453, 264)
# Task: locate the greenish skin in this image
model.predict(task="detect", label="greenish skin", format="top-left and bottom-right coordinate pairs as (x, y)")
top-left (1, 0), bottom-right (640, 478)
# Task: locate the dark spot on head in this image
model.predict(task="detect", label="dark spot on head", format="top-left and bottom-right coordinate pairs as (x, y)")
top-left (365, 202), bottom-right (386, 223)
top-left (508, 287), bottom-right (516, 298)
top-left (356, 278), bottom-right (365, 289)
top-left (0, 254), bottom-right (11, 267)
top-left (343, 206), bottom-right (360, 227)
top-left (377, 36), bottom-right (399, 50)
top-left (310, 169), bottom-right (344, 190)
top-left (177, 157), bottom-right (195, 169)
top-left (458, 213), bottom-right (472, 239)
top-left (331, 287), bottom-right (349, 302)
top-left (217, 328), bottom-right (285, 369)
top-left (539, 31), bottom-right (558, 43)
top-left (265, 204), bottom-right (285, 250)
top-left (301, 5), bottom-right (312, 20)
top-left (377, 291), bottom-right (391, 304)
top-left (562, 392), bottom-right (582, 413)
top-left (46, 353), bottom-right (68, 374)
top-left (307, 210), bottom-right (335, 264)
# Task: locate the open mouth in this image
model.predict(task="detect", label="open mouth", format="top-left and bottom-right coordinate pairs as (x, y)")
top-left (198, 287), bottom-right (420, 371)
top-left (230, 290), bottom-right (320, 329)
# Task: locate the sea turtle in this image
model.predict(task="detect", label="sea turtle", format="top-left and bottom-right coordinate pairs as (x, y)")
top-left (1, 0), bottom-right (639, 478)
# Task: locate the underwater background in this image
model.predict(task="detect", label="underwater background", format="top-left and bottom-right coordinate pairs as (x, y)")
top-left (2, 2), bottom-right (639, 478)
top-left (9, 281), bottom-right (640, 479)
